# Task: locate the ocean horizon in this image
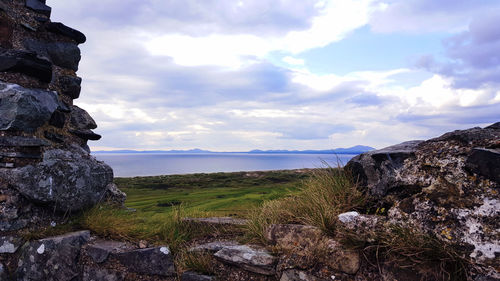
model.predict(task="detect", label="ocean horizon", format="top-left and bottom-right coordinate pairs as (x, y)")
top-left (94, 153), bottom-right (358, 177)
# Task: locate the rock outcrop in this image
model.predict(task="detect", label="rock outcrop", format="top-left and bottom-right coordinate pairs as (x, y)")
top-left (346, 123), bottom-right (500, 279)
top-left (0, 0), bottom-right (124, 233)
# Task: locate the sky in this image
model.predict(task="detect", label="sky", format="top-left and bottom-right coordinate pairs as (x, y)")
top-left (49, 0), bottom-right (500, 151)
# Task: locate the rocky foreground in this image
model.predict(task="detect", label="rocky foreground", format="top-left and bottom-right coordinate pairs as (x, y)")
top-left (0, 0), bottom-right (499, 280)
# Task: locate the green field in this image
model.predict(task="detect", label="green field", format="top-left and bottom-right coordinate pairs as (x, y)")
top-left (115, 169), bottom-right (311, 217)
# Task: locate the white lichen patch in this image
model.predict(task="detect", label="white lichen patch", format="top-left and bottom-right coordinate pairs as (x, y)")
top-left (338, 211), bottom-right (359, 223)
top-left (0, 241), bottom-right (16, 253)
top-left (473, 198), bottom-right (500, 217)
top-left (36, 244), bottom-right (45, 254)
top-left (454, 198), bottom-right (500, 261)
top-left (159, 246), bottom-right (170, 255)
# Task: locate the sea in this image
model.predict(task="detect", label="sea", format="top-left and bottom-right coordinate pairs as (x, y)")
top-left (93, 153), bottom-right (358, 177)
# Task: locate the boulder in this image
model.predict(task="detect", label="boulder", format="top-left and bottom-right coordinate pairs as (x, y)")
top-left (181, 271), bottom-right (216, 281)
top-left (0, 81), bottom-right (61, 132)
top-left (345, 140), bottom-right (423, 197)
top-left (103, 183), bottom-right (127, 206)
top-left (190, 241), bottom-right (240, 253)
top-left (0, 48), bottom-right (52, 82)
top-left (347, 123), bottom-right (500, 276)
top-left (49, 110), bottom-right (66, 128)
top-left (85, 240), bottom-right (129, 264)
top-left (16, 231), bottom-right (90, 281)
top-left (45, 22), bottom-right (87, 44)
top-left (23, 39), bottom-right (81, 71)
top-left (25, 0), bottom-right (51, 17)
top-left (69, 129), bottom-right (102, 141)
top-left (10, 148), bottom-right (113, 211)
top-left (82, 267), bottom-right (125, 281)
top-left (113, 246), bottom-right (176, 276)
top-left (70, 105), bottom-right (97, 130)
top-left (265, 224), bottom-right (324, 251)
top-left (58, 75), bottom-right (82, 99)
top-left (214, 245), bottom-right (276, 275)
top-left (266, 224), bottom-right (360, 275)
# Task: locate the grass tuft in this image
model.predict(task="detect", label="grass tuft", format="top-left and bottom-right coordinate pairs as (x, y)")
top-left (245, 164), bottom-right (365, 242)
top-left (340, 225), bottom-right (470, 281)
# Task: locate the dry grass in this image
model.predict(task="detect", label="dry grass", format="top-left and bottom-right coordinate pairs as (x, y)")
top-left (245, 165), bottom-right (365, 242)
top-left (80, 205), bottom-right (218, 252)
top-left (176, 249), bottom-right (215, 276)
top-left (340, 225), bottom-right (470, 281)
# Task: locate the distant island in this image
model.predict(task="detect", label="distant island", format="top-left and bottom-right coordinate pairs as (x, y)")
top-left (92, 145), bottom-right (375, 155)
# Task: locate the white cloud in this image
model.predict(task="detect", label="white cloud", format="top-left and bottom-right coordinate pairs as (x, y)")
top-left (282, 56), bottom-right (305, 66)
top-left (144, 0), bottom-right (378, 68)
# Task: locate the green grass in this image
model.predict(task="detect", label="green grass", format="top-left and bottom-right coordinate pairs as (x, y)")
top-left (116, 170), bottom-right (310, 217)
top-left (78, 169), bottom-right (311, 248)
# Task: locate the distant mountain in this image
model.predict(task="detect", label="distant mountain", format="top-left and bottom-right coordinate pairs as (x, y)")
top-left (92, 146), bottom-right (375, 154)
top-left (248, 145), bottom-right (375, 154)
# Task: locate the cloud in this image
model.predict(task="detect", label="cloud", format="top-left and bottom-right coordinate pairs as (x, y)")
top-left (282, 56), bottom-right (305, 66)
top-left (415, 11), bottom-right (500, 89)
top-left (46, 0), bottom-right (500, 152)
top-left (369, 0), bottom-right (500, 33)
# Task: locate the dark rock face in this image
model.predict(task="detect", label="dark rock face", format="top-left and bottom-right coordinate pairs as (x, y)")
top-left (58, 75), bottom-right (82, 99)
top-left (0, 81), bottom-right (61, 132)
top-left (181, 271), bottom-right (216, 281)
top-left (46, 22), bottom-right (87, 44)
top-left (16, 231), bottom-right (90, 281)
top-left (23, 39), bottom-right (81, 71)
top-left (12, 148), bottom-right (113, 211)
top-left (114, 247), bottom-right (176, 276)
top-left (25, 0), bottom-right (52, 17)
top-left (0, 48), bottom-right (52, 82)
top-left (345, 140), bottom-right (423, 197)
top-left (346, 123), bottom-right (500, 277)
top-left (70, 105), bottom-right (98, 130)
top-left (49, 110), bottom-right (66, 128)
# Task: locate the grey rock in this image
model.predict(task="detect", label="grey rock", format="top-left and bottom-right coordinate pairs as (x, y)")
top-left (70, 105), bottom-right (97, 130)
top-left (0, 235), bottom-right (23, 253)
top-left (58, 75), bottom-right (82, 99)
top-left (86, 240), bottom-right (128, 264)
top-left (0, 81), bottom-right (60, 132)
top-left (466, 148), bottom-right (500, 183)
top-left (49, 110), bottom-right (66, 128)
top-left (183, 217), bottom-right (248, 225)
top-left (12, 148), bottom-right (113, 211)
top-left (0, 136), bottom-right (49, 147)
top-left (0, 48), bottom-right (52, 82)
top-left (350, 122), bottom-right (500, 274)
top-left (69, 129), bottom-right (102, 141)
top-left (181, 271), bottom-right (215, 281)
top-left (44, 130), bottom-right (65, 143)
top-left (23, 39), bottom-right (81, 71)
top-left (114, 246), bottom-right (176, 276)
top-left (83, 267), bottom-right (124, 281)
top-left (20, 22), bottom-right (37, 32)
top-left (46, 22), bottom-right (86, 44)
top-left (16, 231), bottom-right (90, 281)
top-left (345, 140), bottom-right (423, 197)
top-left (103, 183), bottom-right (126, 206)
top-left (214, 245), bottom-right (276, 275)
top-left (280, 269), bottom-right (324, 281)
top-left (190, 241), bottom-right (240, 253)
top-left (25, 0), bottom-right (51, 17)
